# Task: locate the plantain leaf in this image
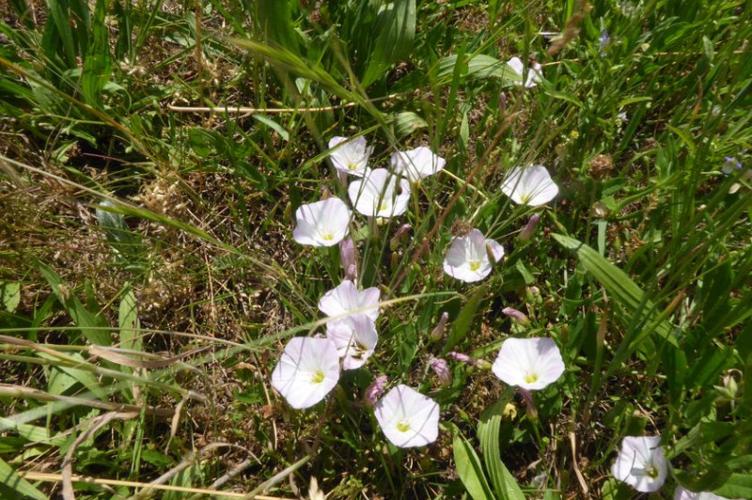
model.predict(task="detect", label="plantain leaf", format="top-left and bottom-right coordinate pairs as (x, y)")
top-left (0, 455), bottom-right (46, 500)
top-left (81, 0), bottom-right (111, 107)
top-left (362, 0), bottom-right (416, 87)
top-left (119, 286), bottom-right (141, 352)
top-left (37, 262), bottom-right (111, 345)
top-left (478, 395), bottom-right (525, 500)
top-left (444, 284), bottom-right (488, 352)
top-left (453, 426), bottom-right (494, 500)
top-left (552, 234), bottom-right (677, 347)
top-left (436, 54), bottom-right (520, 86)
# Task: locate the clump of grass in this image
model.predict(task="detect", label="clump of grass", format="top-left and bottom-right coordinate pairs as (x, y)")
top-left (1, 1), bottom-right (751, 499)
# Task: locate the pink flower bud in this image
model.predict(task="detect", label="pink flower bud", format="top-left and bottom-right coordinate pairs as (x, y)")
top-left (502, 307), bottom-right (529, 325)
top-left (389, 224), bottom-right (412, 251)
top-left (364, 375), bottom-right (388, 406)
top-left (519, 214), bottom-right (540, 241)
top-left (430, 312), bottom-right (449, 342)
top-left (339, 238), bottom-right (358, 280)
top-left (448, 351), bottom-right (473, 364)
top-left (428, 356), bottom-right (451, 386)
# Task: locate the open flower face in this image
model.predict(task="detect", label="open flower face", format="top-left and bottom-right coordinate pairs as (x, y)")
top-left (674, 487), bottom-right (733, 500)
top-left (390, 147), bottom-right (446, 182)
top-left (611, 436), bottom-right (668, 493)
top-left (506, 56), bottom-right (543, 88)
top-left (328, 136), bottom-right (373, 177)
top-left (501, 165), bottom-right (559, 206)
top-left (348, 168), bottom-right (411, 218)
top-left (326, 314), bottom-right (378, 370)
top-left (492, 337), bottom-right (565, 390)
top-left (270, 337), bottom-right (341, 409)
top-left (318, 280), bottom-right (380, 322)
top-left (374, 385), bottom-right (440, 448)
top-left (292, 198), bottom-right (352, 247)
top-left (443, 229), bottom-right (505, 283)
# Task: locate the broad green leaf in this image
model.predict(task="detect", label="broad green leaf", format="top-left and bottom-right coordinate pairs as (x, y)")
top-left (0, 417), bottom-right (66, 446)
top-left (0, 282), bottom-right (20, 312)
top-left (552, 234), bottom-right (677, 347)
top-left (253, 114), bottom-right (290, 142)
top-left (0, 456), bottom-right (46, 500)
top-left (362, 0), bottom-right (416, 87)
top-left (453, 426), bottom-right (494, 500)
top-left (393, 111), bottom-right (427, 137)
top-left (81, 0), bottom-right (111, 107)
top-left (714, 473), bottom-right (752, 498)
top-left (436, 54), bottom-right (519, 86)
top-left (478, 396), bottom-right (525, 500)
top-left (444, 285), bottom-right (488, 352)
top-left (119, 287), bottom-right (141, 352)
top-left (44, 353), bottom-right (106, 399)
top-left (37, 262), bottom-right (110, 345)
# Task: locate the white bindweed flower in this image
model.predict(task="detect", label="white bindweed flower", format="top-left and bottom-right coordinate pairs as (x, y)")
top-left (675, 487), bottom-right (735, 500)
top-left (611, 436), bottom-right (668, 493)
top-left (326, 315), bottom-right (378, 370)
top-left (348, 168), bottom-right (411, 218)
top-left (374, 384), bottom-right (440, 448)
top-left (507, 56), bottom-right (543, 88)
top-left (328, 136), bottom-right (373, 177)
top-left (501, 165), bottom-right (559, 206)
top-left (270, 337), bottom-right (340, 409)
top-left (292, 198), bottom-right (351, 247)
top-left (390, 146), bottom-right (447, 182)
top-left (492, 337), bottom-right (565, 390)
top-left (318, 280), bottom-right (380, 322)
top-left (442, 229), bottom-right (504, 283)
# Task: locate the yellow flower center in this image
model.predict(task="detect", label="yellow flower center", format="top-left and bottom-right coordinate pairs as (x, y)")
top-left (468, 260), bottom-right (481, 272)
top-left (311, 370), bottom-right (325, 384)
top-left (378, 202), bottom-right (389, 212)
top-left (396, 421), bottom-right (411, 432)
top-left (524, 373), bottom-right (538, 384)
top-left (645, 465), bottom-right (658, 478)
top-left (320, 232), bottom-right (334, 241)
top-left (520, 193), bottom-right (531, 204)
top-left (347, 162), bottom-right (357, 171)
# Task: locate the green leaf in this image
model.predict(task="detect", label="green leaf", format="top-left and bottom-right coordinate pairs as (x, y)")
top-left (37, 262), bottom-right (110, 345)
top-left (0, 455), bottom-right (46, 500)
top-left (119, 286), bottom-right (141, 352)
top-left (444, 285), bottom-right (488, 352)
top-left (714, 473), bottom-right (752, 498)
top-left (362, 0), bottom-right (416, 87)
top-left (252, 114), bottom-right (290, 142)
top-left (393, 111), bottom-right (427, 137)
top-left (0, 282), bottom-right (21, 312)
top-left (81, 0), bottom-right (111, 107)
top-left (453, 426), bottom-right (494, 500)
top-left (436, 54), bottom-right (519, 86)
top-left (478, 396), bottom-right (525, 500)
top-left (552, 234), bottom-right (677, 347)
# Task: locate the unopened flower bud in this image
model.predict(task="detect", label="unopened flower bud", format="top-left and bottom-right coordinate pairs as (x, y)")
top-left (430, 312), bottom-right (449, 342)
top-left (447, 351), bottom-right (472, 364)
top-left (364, 375), bottom-right (388, 407)
top-left (502, 307), bottom-right (529, 325)
top-left (518, 214), bottom-right (540, 241)
top-left (428, 356), bottom-right (451, 386)
top-left (390, 224), bottom-right (412, 251)
top-left (339, 238), bottom-right (358, 280)
top-left (526, 286), bottom-right (542, 304)
top-left (475, 359), bottom-right (492, 370)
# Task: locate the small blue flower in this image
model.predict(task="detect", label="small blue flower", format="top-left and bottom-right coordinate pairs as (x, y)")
top-left (599, 30), bottom-right (610, 53)
top-left (722, 156), bottom-right (743, 175)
